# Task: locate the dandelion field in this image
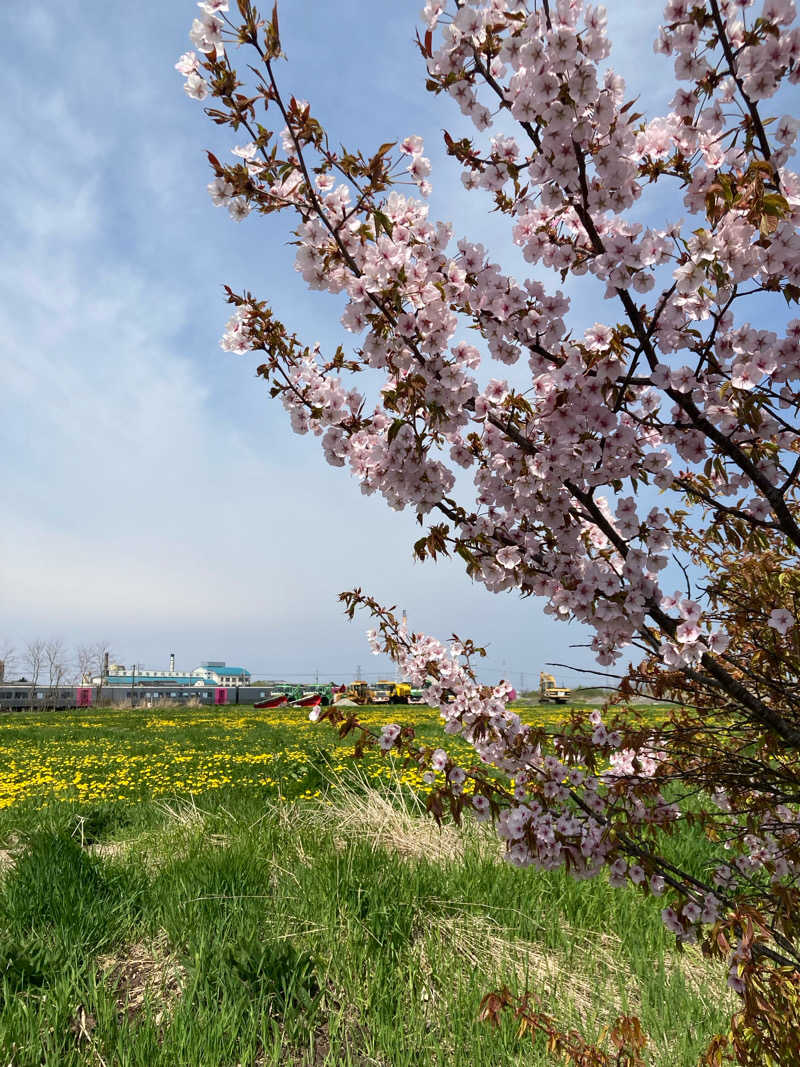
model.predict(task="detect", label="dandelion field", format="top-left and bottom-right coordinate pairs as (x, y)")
top-left (0, 701), bottom-right (670, 814)
top-left (0, 703), bottom-right (732, 1065)
top-left (0, 703), bottom-right (473, 813)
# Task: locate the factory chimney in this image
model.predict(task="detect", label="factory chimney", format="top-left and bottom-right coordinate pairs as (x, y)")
top-left (169, 652), bottom-right (175, 673)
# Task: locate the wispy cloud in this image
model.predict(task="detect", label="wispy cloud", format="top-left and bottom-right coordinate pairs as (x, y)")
top-left (3, 0), bottom-right (689, 686)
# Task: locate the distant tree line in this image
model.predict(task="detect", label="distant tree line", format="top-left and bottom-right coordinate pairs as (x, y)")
top-left (0, 639), bottom-right (113, 690)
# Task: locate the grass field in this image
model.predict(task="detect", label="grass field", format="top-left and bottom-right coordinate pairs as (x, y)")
top-left (0, 704), bottom-right (732, 1065)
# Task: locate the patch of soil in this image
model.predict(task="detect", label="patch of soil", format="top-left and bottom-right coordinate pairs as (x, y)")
top-left (97, 933), bottom-right (185, 1027)
top-left (69, 1005), bottom-right (107, 1067)
top-left (272, 1020), bottom-right (387, 1066)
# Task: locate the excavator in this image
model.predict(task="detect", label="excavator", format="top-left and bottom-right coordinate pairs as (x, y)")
top-left (343, 680), bottom-right (372, 705)
top-left (539, 672), bottom-right (571, 704)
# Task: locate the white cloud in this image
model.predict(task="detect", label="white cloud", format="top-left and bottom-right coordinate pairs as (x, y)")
top-left (3, 0), bottom-right (638, 687)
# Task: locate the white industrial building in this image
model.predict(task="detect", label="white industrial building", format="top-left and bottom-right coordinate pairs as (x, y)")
top-left (94, 656), bottom-right (251, 687)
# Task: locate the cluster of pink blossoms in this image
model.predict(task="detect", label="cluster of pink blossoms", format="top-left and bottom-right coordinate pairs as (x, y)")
top-left (362, 617), bottom-right (800, 968)
top-left (176, 1), bottom-right (229, 98)
top-left (179, 0), bottom-right (800, 983)
top-left (364, 623), bottom-right (730, 941)
top-left (210, 0), bottom-right (798, 668)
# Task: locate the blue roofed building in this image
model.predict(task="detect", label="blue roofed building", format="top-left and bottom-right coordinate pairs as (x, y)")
top-left (194, 662), bottom-right (251, 686)
top-left (95, 656), bottom-right (251, 687)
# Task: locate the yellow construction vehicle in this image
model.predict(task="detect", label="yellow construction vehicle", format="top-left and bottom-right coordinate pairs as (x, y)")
top-left (341, 679), bottom-right (413, 705)
top-left (346, 680), bottom-right (372, 705)
top-left (371, 680), bottom-right (412, 704)
top-left (375, 678), bottom-right (409, 704)
top-left (539, 672), bottom-right (571, 704)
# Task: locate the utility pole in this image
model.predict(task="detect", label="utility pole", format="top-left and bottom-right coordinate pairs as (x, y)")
top-left (397, 610), bottom-right (408, 682)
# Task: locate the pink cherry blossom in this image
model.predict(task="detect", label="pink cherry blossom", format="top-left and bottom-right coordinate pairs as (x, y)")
top-left (183, 72), bottom-right (209, 100)
top-left (768, 608), bottom-right (795, 634)
top-left (182, 0), bottom-right (800, 1009)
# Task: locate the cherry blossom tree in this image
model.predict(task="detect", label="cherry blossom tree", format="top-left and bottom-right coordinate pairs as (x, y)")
top-left (178, 0), bottom-right (800, 1060)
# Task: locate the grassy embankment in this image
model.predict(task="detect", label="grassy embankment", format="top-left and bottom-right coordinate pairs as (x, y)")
top-left (0, 704), bottom-right (732, 1065)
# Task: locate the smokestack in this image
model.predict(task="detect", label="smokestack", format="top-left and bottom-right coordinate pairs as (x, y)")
top-left (103, 651), bottom-right (109, 679)
top-left (0, 660), bottom-right (4, 683)
top-left (169, 652), bottom-right (175, 673)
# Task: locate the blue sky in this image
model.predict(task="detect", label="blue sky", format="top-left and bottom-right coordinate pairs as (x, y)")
top-left (1, 2), bottom-right (692, 686)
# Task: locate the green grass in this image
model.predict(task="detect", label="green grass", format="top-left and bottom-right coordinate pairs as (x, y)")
top-left (0, 703), bottom-right (495, 811)
top-left (0, 701), bottom-right (670, 814)
top-left (0, 705), bottom-right (733, 1065)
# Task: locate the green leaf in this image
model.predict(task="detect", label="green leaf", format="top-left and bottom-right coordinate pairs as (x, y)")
top-left (761, 193), bottom-right (789, 217)
top-left (455, 543), bottom-right (478, 569)
top-left (387, 419), bottom-right (404, 444)
top-left (373, 210), bottom-right (394, 238)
